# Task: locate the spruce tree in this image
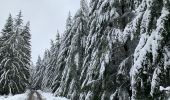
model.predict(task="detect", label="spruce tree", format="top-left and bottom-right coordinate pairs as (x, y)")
top-left (33, 56), bottom-right (44, 89)
top-left (20, 21), bottom-right (31, 64)
top-left (52, 0), bottom-right (89, 99)
top-left (52, 13), bottom-right (73, 95)
top-left (0, 14), bottom-right (14, 94)
top-left (0, 13), bottom-right (30, 95)
top-left (42, 32), bottom-right (61, 91)
top-left (14, 10), bottom-right (23, 30)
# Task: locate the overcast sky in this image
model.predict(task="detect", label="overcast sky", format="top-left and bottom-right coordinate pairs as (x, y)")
top-left (0, 0), bottom-right (84, 63)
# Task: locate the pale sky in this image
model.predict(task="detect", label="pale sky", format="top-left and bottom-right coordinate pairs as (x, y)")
top-left (0, 0), bottom-right (84, 63)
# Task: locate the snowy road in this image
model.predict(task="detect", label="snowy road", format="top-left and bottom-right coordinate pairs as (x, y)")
top-left (27, 90), bottom-right (43, 100)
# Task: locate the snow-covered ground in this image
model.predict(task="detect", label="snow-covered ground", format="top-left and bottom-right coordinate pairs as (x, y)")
top-left (0, 93), bottom-right (27, 100)
top-left (37, 90), bottom-right (69, 100)
top-left (0, 90), bottom-right (30, 100)
top-left (0, 90), bottom-right (69, 100)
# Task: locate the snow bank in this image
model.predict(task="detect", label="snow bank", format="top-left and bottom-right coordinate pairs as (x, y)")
top-left (0, 92), bottom-right (28, 100)
top-left (37, 90), bottom-right (69, 100)
top-left (0, 94), bottom-right (27, 100)
top-left (0, 90), bottom-right (69, 100)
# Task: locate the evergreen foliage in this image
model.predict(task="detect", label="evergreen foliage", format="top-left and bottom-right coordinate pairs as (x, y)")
top-left (33, 0), bottom-right (170, 99)
top-left (0, 12), bottom-right (31, 95)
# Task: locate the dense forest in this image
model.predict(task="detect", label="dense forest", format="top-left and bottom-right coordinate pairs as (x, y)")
top-left (0, 0), bottom-right (170, 100)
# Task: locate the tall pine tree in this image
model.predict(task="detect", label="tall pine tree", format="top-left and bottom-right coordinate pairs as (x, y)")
top-left (0, 12), bottom-right (31, 95)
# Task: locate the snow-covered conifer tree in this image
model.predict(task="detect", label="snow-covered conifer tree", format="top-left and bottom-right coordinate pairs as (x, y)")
top-left (0, 13), bottom-right (30, 95)
top-left (53, 0), bottom-right (89, 99)
top-left (41, 33), bottom-right (61, 91)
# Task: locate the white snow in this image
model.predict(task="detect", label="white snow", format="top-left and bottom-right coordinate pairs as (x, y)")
top-left (160, 86), bottom-right (170, 91)
top-left (99, 61), bottom-right (105, 78)
top-left (0, 90), bottom-right (30, 100)
top-left (85, 91), bottom-right (93, 100)
top-left (110, 90), bottom-right (118, 100)
top-left (122, 12), bottom-right (143, 42)
top-left (37, 90), bottom-right (69, 100)
top-left (150, 67), bottom-right (161, 96)
top-left (118, 56), bottom-right (131, 75)
top-left (0, 93), bottom-right (27, 100)
top-left (0, 90), bottom-right (69, 100)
